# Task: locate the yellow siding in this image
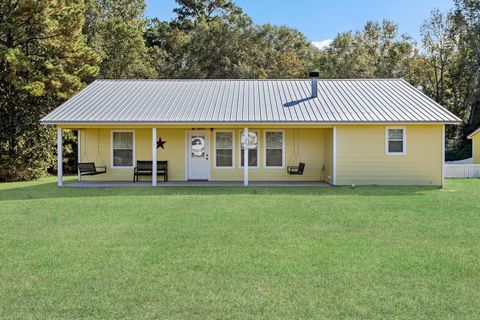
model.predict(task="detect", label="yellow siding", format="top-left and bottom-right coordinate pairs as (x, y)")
top-left (77, 125), bottom-right (444, 185)
top-left (80, 128), bottom-right (185, 181)
top-left (472, 134), bottom-right (480, 164)
top-left (79, 127), bottom-right (329, 182)
top-left (323, 129), bottom-right (334, 184)
top-left (210, 128), bottom-right (326, 181)
top-left (336, 124), bottom-right (443, 186)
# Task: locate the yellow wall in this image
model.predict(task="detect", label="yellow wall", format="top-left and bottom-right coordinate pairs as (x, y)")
top-left (210, 128), bottom-right (326, 181)
top-left (79, 127), bottom-right (328, 182)
top-left (77, 125), bottom-right (443, 185)
top-left (335, 124), bottom-right (443, 186)
top-left (80, 128), bottom-right (185, 181)
top-left (472, 133), bottom-right (480, 164)
top-left (323, 129), bottom-right (334, 184)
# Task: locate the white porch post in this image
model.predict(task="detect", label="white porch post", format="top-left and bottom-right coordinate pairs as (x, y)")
top-left (57, 128), bottom-right (63, 187)
top-left (442, 125), bottom-right (445, 187)
top-left (77, 130), bottom-right (81, 182)
top-left (332, 126), bottom-right (337, 186)
top-left (152, 128), bottom-right (157, 186)
top-left (244, 127), bottom-right (249, 186)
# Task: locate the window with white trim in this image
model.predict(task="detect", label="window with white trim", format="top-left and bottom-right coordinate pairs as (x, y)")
top-left (112, 131), bottom-right (134, 167)
top-left (240, 130), bottom-right (259, 167)
top-left (215, 131), bottom-right (234, 168)
top-left (265, 130), bottom-right (284, 167)
top-left (386, 128), bottom-right (406, 154)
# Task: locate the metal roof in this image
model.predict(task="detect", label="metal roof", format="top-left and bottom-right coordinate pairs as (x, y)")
top-left (41, 79), bottom-right (461, 124)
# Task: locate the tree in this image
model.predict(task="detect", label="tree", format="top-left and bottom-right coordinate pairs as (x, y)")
top-left (321, 20), bottom-right (416, 79)
top-left (0, 0), bottom-right (99, 181)
top-left (84, 0), bottom-right (155, 79)
top-left (420, 9), bottom-right (456, 106)
top-left (173, 0), bottom-right (246, 26)
top-left (145, 1), bottom-right (321, 80)
top-left (257, 24), bottom-right (321, 79)
top-left (453, 0), bottom-right (480, 137)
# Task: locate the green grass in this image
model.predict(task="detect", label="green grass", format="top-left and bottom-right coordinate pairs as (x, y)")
top-left (1, 178), bottom-right (479, 319)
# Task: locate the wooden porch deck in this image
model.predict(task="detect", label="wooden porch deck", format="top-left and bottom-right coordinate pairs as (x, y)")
top-left (65, 181), bottom-right (331, 188)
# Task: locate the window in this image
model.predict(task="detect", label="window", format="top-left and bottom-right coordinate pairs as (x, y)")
top-left (386, 127), bottom-right (406, 155)
top-left (240, 130), bottom-right (259, 167)
top-left (265, 130), bottom-right (284, 167)
top-left (112, 131), bottom-right (135, 167)
top-left (215, 131), bottom-right (234, 168)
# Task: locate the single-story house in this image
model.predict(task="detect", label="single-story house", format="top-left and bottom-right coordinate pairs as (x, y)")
top-left (468, 128), bottom-right (480, 164)
top-left (41, 73), bottom-right (461, 187)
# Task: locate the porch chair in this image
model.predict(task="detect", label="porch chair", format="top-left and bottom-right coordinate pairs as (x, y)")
top-left (78, 162), bottom-right (107, 176)
top-left (287, 162), bottom-right (305, 175)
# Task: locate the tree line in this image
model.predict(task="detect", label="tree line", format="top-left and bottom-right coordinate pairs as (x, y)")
top-left (1, 0), bottom-right (479, 181)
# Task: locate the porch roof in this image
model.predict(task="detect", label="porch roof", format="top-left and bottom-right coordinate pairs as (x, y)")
top-left (41, 79), bottom-right (461, 125)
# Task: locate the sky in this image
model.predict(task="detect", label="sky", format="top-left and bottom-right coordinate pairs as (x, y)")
top-left (145, 0), bottom-right (454, 49)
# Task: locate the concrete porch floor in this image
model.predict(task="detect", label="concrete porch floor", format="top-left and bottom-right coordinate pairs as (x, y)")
top-left (65, 181), bottom-right (331, 188)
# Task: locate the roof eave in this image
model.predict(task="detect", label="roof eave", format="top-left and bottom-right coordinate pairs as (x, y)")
top-left (467, 128), bottom-right (480, 139)
top-left (41, 120), bottom-right (463, 126)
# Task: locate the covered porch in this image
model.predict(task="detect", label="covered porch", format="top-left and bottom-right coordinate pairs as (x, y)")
top-left (56, 125), bottom-right (336, 187)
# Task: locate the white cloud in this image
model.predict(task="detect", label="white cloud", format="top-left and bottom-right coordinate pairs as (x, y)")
top-left (312, 39), bottom-right (333, 50)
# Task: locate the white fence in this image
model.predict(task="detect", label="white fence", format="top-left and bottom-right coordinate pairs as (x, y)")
top-left (445, 164), bottom-right (480, 178)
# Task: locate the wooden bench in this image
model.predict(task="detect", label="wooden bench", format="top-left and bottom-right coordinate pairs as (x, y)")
top-left (133, 161), bottom-right (168, 182)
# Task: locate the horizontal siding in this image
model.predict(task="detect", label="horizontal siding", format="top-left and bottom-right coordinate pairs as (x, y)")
top-left (323, 129), bottom-right (334, 184)
top-left (210, 128), bottom-right (327, 182)
top-left (336, 125), bottom-right (443, 186)
top-left (473, 135), bottom-right (480, 164)
top-left (79, 127), bottom-right (330, 182)
top-left (80, 128), bottom-right (185, 181)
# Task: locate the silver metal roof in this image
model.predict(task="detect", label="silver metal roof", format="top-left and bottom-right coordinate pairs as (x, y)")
top-left (41, 79), bottom-right (461, 124)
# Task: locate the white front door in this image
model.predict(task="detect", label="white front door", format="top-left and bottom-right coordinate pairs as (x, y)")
top-left (187, 132), bottom-right (210, 180)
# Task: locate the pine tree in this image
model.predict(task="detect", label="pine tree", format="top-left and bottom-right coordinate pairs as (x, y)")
top-left (0, 0), bottom-right (99, 181)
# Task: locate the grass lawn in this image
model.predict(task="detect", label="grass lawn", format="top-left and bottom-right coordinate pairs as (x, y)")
top-left (1, 178), bottom-right (479, 319)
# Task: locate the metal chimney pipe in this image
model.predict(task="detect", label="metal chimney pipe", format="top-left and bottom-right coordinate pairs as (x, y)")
top-left (309, 71), bottom-right (319, 98)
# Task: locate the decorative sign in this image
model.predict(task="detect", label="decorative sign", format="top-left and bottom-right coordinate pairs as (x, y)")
top-left (157, 137), bottom-right (167, 149)
top-left (241, 131), bottom-right (258, 148)
top-left (191, 136), bottom-right (205, 157)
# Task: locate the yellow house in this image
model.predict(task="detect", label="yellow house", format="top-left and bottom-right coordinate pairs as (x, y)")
top-left (41, 74), bottom-right (461, 187)
top-left (468, 128), bottom-right (480, 164)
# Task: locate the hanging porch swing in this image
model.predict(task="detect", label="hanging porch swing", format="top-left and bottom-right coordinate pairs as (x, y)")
top-left (77, 129), bottom-right (107, 176)
top-left (286, 128), bottom-right (305, 175)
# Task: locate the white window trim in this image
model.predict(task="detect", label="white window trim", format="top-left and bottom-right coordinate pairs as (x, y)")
top-left (263, 129), bottom-right (285, 168)
top-left (385, 127), bottom-right (406, 155)
top-left (239, 129), bottom-right (260, 168)
top-left (214, 130), bottom-right (235, 169)
top-left (111, 130), bottom-right (136, 168)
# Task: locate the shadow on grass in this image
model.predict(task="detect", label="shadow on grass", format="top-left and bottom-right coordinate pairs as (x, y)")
top-left (0, 177), bottom-right (440, 202)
